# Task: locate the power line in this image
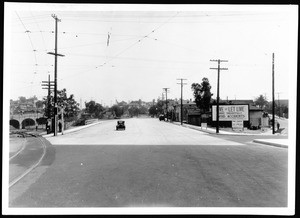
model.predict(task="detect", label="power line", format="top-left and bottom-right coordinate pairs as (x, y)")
top-left (15, 12), bottom-right (38, 64)
top-left (94, 11), bottom-right (180, 69)
top-left (30, 12), bottom-right (48, 52)
top-left (39, 13), bottom-right (178, 83)
top-left (147, 36), bottom-right (206, 55)
top-left (59, 12), bottom-right (277, 23)
top-left (15, 11), bottom-right (39, 95)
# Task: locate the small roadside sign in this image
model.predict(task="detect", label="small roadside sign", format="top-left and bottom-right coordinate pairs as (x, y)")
top-left (201, 123), bottom-right (207, 129)
top-left (232, 120), bottom-right (244, 131)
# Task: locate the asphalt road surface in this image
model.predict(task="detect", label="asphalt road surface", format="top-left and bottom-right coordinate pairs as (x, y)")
top-left (9, 118), bottom-right (287, 207)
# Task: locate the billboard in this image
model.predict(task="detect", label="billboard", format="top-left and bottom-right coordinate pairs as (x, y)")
top-left (212, 105), bottom-right (249, 121)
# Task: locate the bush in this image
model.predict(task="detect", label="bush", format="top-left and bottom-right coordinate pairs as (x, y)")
top-left (74, 118), bottom-right (86, 126)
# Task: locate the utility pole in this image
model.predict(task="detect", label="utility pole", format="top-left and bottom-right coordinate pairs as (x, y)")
top-left (41, 75), bottom-right (54, 119)
top-left (272, 53), bottom-right (275, 134)
top-left (47, 14), bottom-right (64, 136)
top-left (61, 106), bottom-right (64, 135)
top-left (210, 59), bottom-right (228, 134)
top-left (177, 78), bottom-right (187, 125)
top-left (42, 75), bottom-right (54, 134)
top-left (163, 88), bottom-right (170, 121)
top-left (276, 92), bottom-right (282, 118)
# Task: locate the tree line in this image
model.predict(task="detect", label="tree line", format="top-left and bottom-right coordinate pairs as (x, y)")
top-left (11, 78), bottom-right (288, 128)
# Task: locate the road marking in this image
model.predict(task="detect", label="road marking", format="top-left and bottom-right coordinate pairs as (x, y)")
top-left (9, 137), bottom-right (47, 188)
top-left (9, 137), bottom-right (27, 161)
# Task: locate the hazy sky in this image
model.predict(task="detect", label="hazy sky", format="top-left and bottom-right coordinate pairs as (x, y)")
top-left (5, 3), bottom-right (298, 107)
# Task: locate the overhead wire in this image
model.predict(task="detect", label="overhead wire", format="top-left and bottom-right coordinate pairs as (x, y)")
top-left (15, 11), bottom-right (40, 96)
top-left (94, 11), bottom-right (181, 68)
top-left (60, 12), bottom-right (281, 24)
top-left (15, 12), bottom-right (38, 64)
top-left (30, 12), bottom-right (51, 93)
top-left (11, 11), bottom-right (286, 102)
top-left (56, 12), bottom-right (181, 82)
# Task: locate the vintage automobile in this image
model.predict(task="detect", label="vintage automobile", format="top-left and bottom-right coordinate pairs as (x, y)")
top-left (159, 114), bottom-right (165, 121)
top-left (116, 120), bottom-right (126, 130)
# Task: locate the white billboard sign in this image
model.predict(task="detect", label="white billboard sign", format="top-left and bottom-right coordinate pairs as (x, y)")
top-left (212, 105), bottom-right (249, 121)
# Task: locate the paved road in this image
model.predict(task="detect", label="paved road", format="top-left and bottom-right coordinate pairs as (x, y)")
top-left (9, 118), bottom-right (287, 207)
top-left (9, 136), bottom-right (44, 184)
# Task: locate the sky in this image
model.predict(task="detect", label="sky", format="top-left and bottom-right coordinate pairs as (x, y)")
top-left (4, 3), bottom-right (298, 107)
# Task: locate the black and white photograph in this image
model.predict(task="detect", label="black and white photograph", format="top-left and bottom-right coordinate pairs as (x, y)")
top-left (2, 2), bottom-right (298, 215)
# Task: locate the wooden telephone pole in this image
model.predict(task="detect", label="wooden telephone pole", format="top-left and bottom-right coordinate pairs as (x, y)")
top-left (177, 78), bottom-right (187, 125)
top-left (210, 59), bottom-right (228, 133)
top-left (163, 88), bottom-right (170, 121)
top-left (272, 53), bottom-right (275, 134)
top-left (41, 75), bottom-right (54, 119)
top-left (47, 14), bottom-right (64, 136)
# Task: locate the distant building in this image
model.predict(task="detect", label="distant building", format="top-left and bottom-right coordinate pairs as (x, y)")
top-left (173, 98), bottom-right (266, 129)
top-left (173, 100), bottom-right (201, 124)
top-left (211, 99), bottom-right (264, 128)
top-left (277, 99), bottom-right (288, 107)
top-left (10, 97), bottom-right (41, 114)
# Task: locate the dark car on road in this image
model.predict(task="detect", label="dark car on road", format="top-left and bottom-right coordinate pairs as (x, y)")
top-left (116, 120), bottom-right (126, 130)
top-left (159, 114), bottom-right (165, 121)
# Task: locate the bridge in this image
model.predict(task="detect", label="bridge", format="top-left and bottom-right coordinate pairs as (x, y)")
top-left (10, 112), bottom-right (45, 129)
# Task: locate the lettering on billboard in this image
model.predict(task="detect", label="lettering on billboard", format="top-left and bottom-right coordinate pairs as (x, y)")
top-left (212, 105), bottom-right (249, 121)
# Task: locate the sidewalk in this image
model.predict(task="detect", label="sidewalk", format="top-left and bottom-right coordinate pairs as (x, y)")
top-left (42, 121), bottom-right (102, 138)
top-left (171, 121), bottom-right (276, 136)
top-left (170, 121), bottom-right (288, 148)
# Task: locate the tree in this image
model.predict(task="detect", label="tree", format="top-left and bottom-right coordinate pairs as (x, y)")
top-left (85, 100), bottom-right (104, 118)
top-left (36, 117), bottom-right (47, 125)
top-left (110, 105), bottom-right (124, 117)
top-left (148, 105), bottom-right (157, 116)
top-left (19, 96), bottom-right (26, 103)
top-left (148, 100), bottom-right (165, 117)
top-left (282, 105), bottom-right (289, 118)
top-left (35, 100), bottom-right (44, 109)
top-left (191, 77), bottom-right (213, 112)
top-left (254, 94), bottom-right (268, 109)
top-left (128, 106), bottom-right (140, 117)
top-left (43, 88), bottom-right (80, 120)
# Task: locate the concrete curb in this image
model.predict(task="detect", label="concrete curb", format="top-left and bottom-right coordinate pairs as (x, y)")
top-left (252, 139), bottom-right (288, 148)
